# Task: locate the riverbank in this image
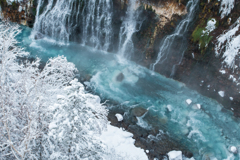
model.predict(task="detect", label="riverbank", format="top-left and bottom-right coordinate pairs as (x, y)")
top-left (2, 0), bottom-right (240, 119)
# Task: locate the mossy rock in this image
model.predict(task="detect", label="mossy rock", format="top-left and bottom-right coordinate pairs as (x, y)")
top-left (192, 26), bottom-right (213, 50)
top-left (191, 18), bottom-right (218, 53)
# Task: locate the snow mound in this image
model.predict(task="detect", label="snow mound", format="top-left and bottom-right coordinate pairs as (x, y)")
top-left (219, 70), bottom-right (226, 74)
top-left (115, 113), bottom-right (123, 121)
top-left (203, 18), bottom-right (216, 36)
top-left (219, 0), bottom-right (235, 19)
top-left (167, 150), bottom-right (182, 160)
top-left (215, 17), bottom-right (240, 68)
top-left (100, 123), bottom-right (148, 160)
top-left (218, 91), bottom-right (225, 97)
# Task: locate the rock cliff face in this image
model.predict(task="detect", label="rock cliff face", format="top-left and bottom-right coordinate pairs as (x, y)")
top-left (116, 0), bottom-right (240, 118)
top-left (0, 0), bottom-right (36, 27)
top-left (1, 0), bottom-right (240, 117)
top-left (173, 0), bottom-right (240, 117)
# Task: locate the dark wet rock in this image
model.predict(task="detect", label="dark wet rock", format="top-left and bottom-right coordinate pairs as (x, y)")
top-left (131, 107), bottom-right (148, 117)
top-left (0, 0), bottom-right (36, 27)
top-left (116, 72), bottom-right (124, 82)
top-left (107, 106), bottom-right (193, 160)
top-left (183, 151), bottom-right (194, 158)
top-left (84, 74), bottom-right (92, 82)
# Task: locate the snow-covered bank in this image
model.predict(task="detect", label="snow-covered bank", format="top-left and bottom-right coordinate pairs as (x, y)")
top-left (215, 17), bottom-right (240, 68)
top-left (100, 123), bottom-right (148, 160)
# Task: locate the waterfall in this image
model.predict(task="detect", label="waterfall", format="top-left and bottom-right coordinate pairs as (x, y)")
top-left (151, 0), bottom-right (199, 76)
top-left (118, 0), bottom-right (143, 59)
top-left (33, 0), bottom-right (74, 44)
top-left (32, 0), bottom-right (143, 54)
top-left (81, 0), bottom-right (113, 51)
top-left (33, 0), bottom-right (113, 51)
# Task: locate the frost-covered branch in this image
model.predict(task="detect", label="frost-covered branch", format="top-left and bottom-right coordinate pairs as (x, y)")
top-left (219, 0), bottom-right (235, 19)
top-left (215, 17), bottom-right (240, 68)
top-left (0, 21), bottom-right (126, 160)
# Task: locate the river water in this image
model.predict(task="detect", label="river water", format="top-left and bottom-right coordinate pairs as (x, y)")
top-left (17, 26), bottom-right (240, 160)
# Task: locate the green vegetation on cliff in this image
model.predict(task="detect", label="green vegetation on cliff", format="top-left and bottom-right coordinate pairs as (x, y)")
top-left (192, 18), bottom-right (218, 53)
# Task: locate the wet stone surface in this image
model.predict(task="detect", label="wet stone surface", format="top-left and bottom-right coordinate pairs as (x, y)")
top-left (116, 72), bottom-right (125, 82)
top-left (106, 103), bottom-right (194, 160)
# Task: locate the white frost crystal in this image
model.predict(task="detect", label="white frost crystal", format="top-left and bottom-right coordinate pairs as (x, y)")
top-left (115, 113), bottom-right (123, 121)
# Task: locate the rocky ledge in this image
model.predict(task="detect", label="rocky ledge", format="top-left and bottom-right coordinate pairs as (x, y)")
top-left (0, 0), bottom-right (36, 27)
top-left (106, 103), bottom-right (194, 160)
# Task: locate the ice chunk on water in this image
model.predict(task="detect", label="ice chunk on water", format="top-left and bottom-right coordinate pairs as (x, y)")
top-left (185, 99), bottom-right (192, 105)
top-left (192, 104), bottom-right (201, 110)
top-left (115, 114), bottom-right (123, 121)
top-left (218, 91), bottom-right (225, 97)
top-left (196, 104), bottom-right (201, 109)
top-left (167, 105), bottom-right (173, 112)
top-left (230, 146), bottom-right (237, 153)
top-left (167, 150), bottom-right (182, 160)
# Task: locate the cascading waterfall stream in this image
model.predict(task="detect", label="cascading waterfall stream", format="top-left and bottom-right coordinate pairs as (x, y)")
top-left (81, 0), bottom-right (113, 51)
top-left (33, 0), bottom-right (113, 51)
top-left (118, 0), bottom-right (143, 59)
top-left (33, 0), bottom-right (144, 55)
top-left (33, 0), bottom-right (74, 44)
top-left (151, 0), bottom-right (198, 76)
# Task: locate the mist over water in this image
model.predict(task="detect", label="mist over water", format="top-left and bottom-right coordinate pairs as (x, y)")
top-left (17, 26), bottom-right (240, 160)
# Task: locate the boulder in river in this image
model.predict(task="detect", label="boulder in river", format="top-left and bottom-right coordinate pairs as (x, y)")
top-left (131, 107), bottom-right (147, 117)
top-left (116, 72), bottom-right (124, 82)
